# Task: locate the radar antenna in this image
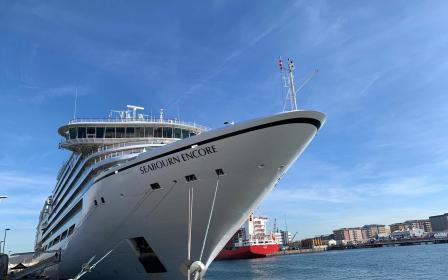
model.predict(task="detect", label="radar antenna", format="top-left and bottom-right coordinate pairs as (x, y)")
top-left (126, 105), bottom-right (144, 119)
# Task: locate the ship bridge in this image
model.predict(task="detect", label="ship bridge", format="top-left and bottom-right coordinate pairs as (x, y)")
top-left (58, 106), bottom-right (207, 153)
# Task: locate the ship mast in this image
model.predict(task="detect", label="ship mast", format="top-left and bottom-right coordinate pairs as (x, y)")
top-left (286, 58), bottom-right (298, 111)
top-left (279, 57), bottom-right (298, 111)
top-left (278, 57), bottom-right (318, 112)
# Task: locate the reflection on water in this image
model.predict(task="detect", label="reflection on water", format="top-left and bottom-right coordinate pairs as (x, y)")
top-left (206, 244), bottom-right (448, 280)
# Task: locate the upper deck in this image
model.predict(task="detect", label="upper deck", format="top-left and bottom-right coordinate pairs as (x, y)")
top-left (58, 106), bottom-right (208, 152)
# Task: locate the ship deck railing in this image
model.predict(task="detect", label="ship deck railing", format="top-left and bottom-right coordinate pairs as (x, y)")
top-left (68, 117), bottom-right (209, 131)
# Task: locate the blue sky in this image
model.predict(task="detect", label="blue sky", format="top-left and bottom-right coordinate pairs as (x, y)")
top-left (1, 0), bottom-right (448, 253)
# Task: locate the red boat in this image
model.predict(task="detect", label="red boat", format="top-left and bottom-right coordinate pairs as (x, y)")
top-left (216, 215), bottom-right (280, 260)
top-left (217, 243), bottom-right (279, 260)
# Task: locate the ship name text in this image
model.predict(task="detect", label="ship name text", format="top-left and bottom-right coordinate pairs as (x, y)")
top-left (139, 145), bottom-right (218, 174)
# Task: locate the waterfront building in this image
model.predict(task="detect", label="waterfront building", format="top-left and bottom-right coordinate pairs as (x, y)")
top-left (319, 234), bottom-right (336, 242)
top-left (390, 228), bottom-right (425, 239)
top-left (333, 228), bottom-right (350, 241)
top-left (300, 237), bottom-right (326, 249)
top-left (429, 213), bottom-right (448, 232)
top-left (361, 228), bottom-right (369, 240)
top-left (362, 224), bottom-right (387, 239)
top-left (404, 220), bottom-right (432, 232)
top-left (333, 228), bottom-right (364, 243)
top-left (390, 223), bottom-right (406, 233)
top-left (350, 228), bottom-right (364, 243)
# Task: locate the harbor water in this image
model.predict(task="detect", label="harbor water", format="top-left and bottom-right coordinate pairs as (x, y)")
top-left (206, 243), bottom-right (448, 280)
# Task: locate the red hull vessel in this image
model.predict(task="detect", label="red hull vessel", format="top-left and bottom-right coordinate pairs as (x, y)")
top-left (216, 244), bottom-right (279, 260)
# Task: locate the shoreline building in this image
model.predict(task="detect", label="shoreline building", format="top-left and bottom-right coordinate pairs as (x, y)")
top-left (361, 224), bottom-right (388, 239)
top-left (429, 213), bottom-right (448, 232)
top-left (390, 223), bottom-right (406, 233)
top-left (390, 228), bottom-right (425, 239)
top-left (333, 228), bottom-right (364, 244)
top-left (391, 220), bottom-right (433, 233)
top-left (404, 220), bottom-right (432, 233)
top-left (300, 237), bottom-right (327, 250)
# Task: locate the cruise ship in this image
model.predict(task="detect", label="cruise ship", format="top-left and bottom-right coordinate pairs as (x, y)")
top-left (27, 59), bottom-right (325, 280)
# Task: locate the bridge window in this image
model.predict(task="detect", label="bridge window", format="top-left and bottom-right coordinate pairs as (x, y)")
top-left (174, 128), bottom-right (181, 138)
top-left (77, 127), bottom-right (86, 138)
top-left (145, 127), bottom-right (153, 137)
top-left (181, 129), bottom-right (190, 139)
top-left (163, 127), bottom-right (173, 138)
top-left (69, 128), bottom-right (76, 139)
top-left (116, 127), bottom-right (125, 138)
top-left (135, 127), bottom-right (144, 137)
top-left (154, 127), bottom-right (163, 138)
top-left (87, 127), bottom-right (96, 138)
top-left (126, 127), bottom-right (135, 138)
top-left (96, 127), bottom-right (105, 138)
top-left (105, 127), bottom-right (115, 138)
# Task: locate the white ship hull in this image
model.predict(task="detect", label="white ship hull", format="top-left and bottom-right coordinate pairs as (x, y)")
top-left (42, 110), bottom-right (324, 279)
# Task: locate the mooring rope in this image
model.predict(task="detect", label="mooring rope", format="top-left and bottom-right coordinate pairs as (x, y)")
top-left (199, 176), bottom-right (220, 262)
top-left (187, 186), bottom-right (194, 280)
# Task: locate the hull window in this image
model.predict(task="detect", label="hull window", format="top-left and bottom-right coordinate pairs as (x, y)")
top-left (215, 169), bottom-right (225, 176)
top-left (130, 237), bottom-right (167, 273)
top-left (185, 174), bottom-right (198, 182)
top-left (150, 183), bottom-right (161, 190)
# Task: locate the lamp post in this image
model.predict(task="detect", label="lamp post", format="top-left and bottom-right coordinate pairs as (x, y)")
top-left (2, 228), bottom-right (10, 253)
